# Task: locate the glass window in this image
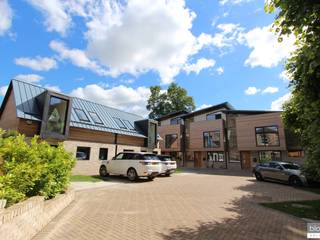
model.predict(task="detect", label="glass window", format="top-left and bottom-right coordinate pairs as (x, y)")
top-left (170, 118), bottom-right (181, 125)
top-left (207, 152), bottom-right (224, 162)
top-left (165, 134), bottom-right (178, 148)
top-left (99, 148), bottom-right (108, 160)
top-left (75, 109), bottom-right (90, 122)
top-left (259, 151), bottom-right (281, 162)
top-left (143, 154), bottom-right (159, 160)
top-left (89, 112), bottom-right (103, 125)
top-left (288, 150), bottom-right (304, 158)
top-left (46, 96), bottom-right (68, 134)
top-left (255, 126), bottom-right (280, 146)
top-left (123, 120), bottom-right (135, 130)
top-left (113, 118), bottom-right (127, 129)
top-left (281, 163), bottom-right (300, 170)
top-left (76, 147), bottom-right (90, 160)
top-left (215, 114), bottom-right (222, 120)
top-left (203, 131), bottom-right (220, 148)
top-left (206, 113), bottom-right (215, 121)
top-left (115, 153), bottom-right (124, 160)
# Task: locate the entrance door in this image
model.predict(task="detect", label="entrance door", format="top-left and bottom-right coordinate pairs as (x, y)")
top-left (241, 151), bottom-right (251, 169)
top-left (194, 151), bottom-right (202, 168)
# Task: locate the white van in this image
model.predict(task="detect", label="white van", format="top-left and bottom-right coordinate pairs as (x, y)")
top-left (99, 152), bottom-right (161, 181)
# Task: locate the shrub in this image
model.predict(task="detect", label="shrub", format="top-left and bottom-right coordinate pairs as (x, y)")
top-left (0, 130), bottom-right (75, 206)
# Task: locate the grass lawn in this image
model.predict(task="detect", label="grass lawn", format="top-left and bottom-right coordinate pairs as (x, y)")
top-left (174, 168), bottom-right (184, 174)
top-left (261, 200), bottom-right (320, 220)
top-left (70, 175), bottom-right (104, 182)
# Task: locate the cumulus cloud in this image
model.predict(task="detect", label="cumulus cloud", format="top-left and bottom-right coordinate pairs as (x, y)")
top-left (239, 25), bottom-right (296, 68)
top-left (271, 92), bottom-right (292, 110)
top-left (70, 84), bottom-right (151, 116)
top-left (245, 86), bottom-right (260, 95)
top-left (50, 40), bottom-right (109, 76)
top-left (15, 56), bottom-right (57, 71)
top-left (196, 104), bottom-right (211, 110)
top-left (0, 0), bottom-right (13, 36)
top-left (216, 67), bottom-right (224, 75)
top-left (262, 86), bottom-right (279, 94)
top-left (0, 85), bottom-right (8, 96)
top-left (219, 0), bottom-right (252, 5)
top-left (28, 0), bottom-right (225, 84)
top-left (44, 84), bottom-right (61, 92)
top-left (14, 74), bottom-right (43, 83)
top-left (279, 70), bottom-right (293, 82)
top-left (184, 58), bottom-right (215, 75)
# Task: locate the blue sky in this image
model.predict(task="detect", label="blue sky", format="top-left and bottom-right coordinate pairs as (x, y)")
top-left (0, 0), bottom-right (294, 116)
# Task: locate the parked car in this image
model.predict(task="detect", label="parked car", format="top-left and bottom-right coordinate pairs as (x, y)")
top-left (157, 155), bottom-right (177, 176)
top-left (99, 152), bottom-right (162, 181)
top-left (253, 161), bottom-right (307, 186)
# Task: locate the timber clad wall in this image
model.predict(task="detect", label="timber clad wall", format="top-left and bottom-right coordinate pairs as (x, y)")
top-left (189, 119), bottom-right (224, 151)
top-left (18, 120), bottom-right (40, 137)
top-left (235, 112), bottom-right (286, 151)
top-left (0, 90), bottom-right (19, 131)
top-left (69, 127), bottom-right (115, 144)
top-left (158, 124), bottom-right (182, 151)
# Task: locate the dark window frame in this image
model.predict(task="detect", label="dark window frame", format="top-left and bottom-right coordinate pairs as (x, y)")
top-left (76, 147), bottom-right (91, 161)
top-left (170, 117), bottom-right (181, 125)
top-left (203, 131), bottom-right (221, 148)
top-left (165, 134), bottom-right (178, 149)
top-left (255, 125), bottom-right (280, 147)
top-left (99, 148), bottom-right (108, 160)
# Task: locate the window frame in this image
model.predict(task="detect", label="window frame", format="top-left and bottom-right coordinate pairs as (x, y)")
top-left (203, 131), bottom-right (221, 148)
top-left (258, 151), bottom-right (281, 162)
top-left (99, 148), bottom-right (108, 160)
top-left (165, 134), bottom-right (178, 149)
top-left (170, 117), bottom-right (181, 125)
top-left (123, 120), bottom-right (135, 130)
top-left (74, 108), bottom-right (90, 122)
top-left (89, 111), bottom-right (104, 125)
top-left (255, 125), bottom-right (280, 147)
top-left (113, 117), bottom-right (127, 129)
top-left (76, 147), bottom-right (91, 161)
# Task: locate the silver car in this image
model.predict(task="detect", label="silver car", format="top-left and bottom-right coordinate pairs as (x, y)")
top-left (253, 161), bottom-right (307, 186)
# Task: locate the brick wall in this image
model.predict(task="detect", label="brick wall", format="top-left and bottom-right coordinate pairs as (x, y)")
top-left (0, 190), bottom-right (74, 240)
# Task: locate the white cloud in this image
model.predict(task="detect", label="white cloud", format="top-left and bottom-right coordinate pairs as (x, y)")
top-left (239, 25), bottom-right (296, 68)
top-left (14, 74), bottom-right (43, 83)
top-left (26, 0), bottom-right (72, 35)
top-left (245, 86), bottom-right (260, 95)
top-left (70, 84), bottom-right (151, 116)
top-left (0, 0), bottom-right (12, 36)
top-left (219, 0), bottom-right (252, 5)
top-left (262, 86), bottom-right (279, 94)
top-left (15, 56), bottom-right (57, 71)
top-left (271, 92), bottom-right (292, 110)
top-left (196, 104), bottom-right (211, 110)
top-left (279, 70), bottom-right (293, 82)
top-left (216, 67), bottom-right (224, 75)
top-left (184, 58), bottom-right (215, 75)
top-left (0, 85), bottom-right (8, 96)
top-left (44, 84), bottom-right (61, 92)
top-left (50, 40), bottom-right (108, 76)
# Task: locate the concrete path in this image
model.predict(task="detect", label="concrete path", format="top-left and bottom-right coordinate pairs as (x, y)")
top-left (34, 171), bottom-right (320, 240)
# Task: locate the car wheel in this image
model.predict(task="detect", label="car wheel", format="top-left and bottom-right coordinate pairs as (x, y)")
top-left (165, 173), bottom-right (171, 177)
top-left (148, 176), bottom-right (155, 181)
top-left (289, 176), bottom-right (302, 186)
top-left (127, 168), bottom-right (138, 181)
top-left (99, 166), bottom-right (109, 177)
top-left (255, 172), bottom-right (263, 181)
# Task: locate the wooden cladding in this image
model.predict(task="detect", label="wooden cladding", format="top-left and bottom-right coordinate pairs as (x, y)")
top-left (158, 124), bottom-right (182, 151)
top-left (0, 89), bottom-right (19, 131)
top-left (236, 113), bottom-right (286, 151)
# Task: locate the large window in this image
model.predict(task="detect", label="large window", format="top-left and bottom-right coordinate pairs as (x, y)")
top-left (203, 131), bottom-right (220, 148)
top-left (255, 126), bottom-right (280, 146)
top-left (99, 148), bottom-right (108, 160)
top-left (259, 151), bottom-right (281, 162)
top-left (76, 147), bottom-right (90, 160)
top-left (46, 96), bottom-right (68, 134)
top-left (206, 112), bottom-right (222, 121)
top-left (165, 134), bottom-right (178, 148)
top-left (170, 117), bottom-right (181, 125)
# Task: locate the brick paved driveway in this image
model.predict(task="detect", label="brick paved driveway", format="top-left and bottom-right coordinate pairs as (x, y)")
top-left (33, 170), bottom-right (320, 240)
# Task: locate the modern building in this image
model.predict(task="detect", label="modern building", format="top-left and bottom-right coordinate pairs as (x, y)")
top-left (157, 102), bottom-right (305, 170)
top-left (0, 79), bottom-right (159, 175)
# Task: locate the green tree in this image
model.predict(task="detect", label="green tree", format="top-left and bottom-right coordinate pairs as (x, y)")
top-left (265, 1), bottom-right (320, 180)
top-left (147, 83), bottom-right (195, 119)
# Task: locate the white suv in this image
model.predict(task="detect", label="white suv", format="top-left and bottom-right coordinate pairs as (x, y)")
top-left (99, 152), bottom-right (161, 181)
top-left (157, 155), bottom-right (177, 176)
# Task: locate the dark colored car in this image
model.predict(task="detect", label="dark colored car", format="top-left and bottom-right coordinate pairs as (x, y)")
top-left (253, 161), bottom-right (307, 186)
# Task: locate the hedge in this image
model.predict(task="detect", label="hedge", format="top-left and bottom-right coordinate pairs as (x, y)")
top-left (0, 129), bottom-right (75, 206)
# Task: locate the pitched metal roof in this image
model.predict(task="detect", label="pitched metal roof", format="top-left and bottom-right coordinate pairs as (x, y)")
top-left (181, 102), bottom-right (235, 119)
top-left (7, 79), bottom-right (147, 138)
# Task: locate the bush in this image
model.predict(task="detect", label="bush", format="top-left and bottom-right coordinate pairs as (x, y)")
top-left (0, 130), bottom-right (75, 206)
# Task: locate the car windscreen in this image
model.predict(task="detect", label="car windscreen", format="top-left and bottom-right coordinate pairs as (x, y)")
top-left (158, 156), bottom-right (172, 161)
top-left (281, 164), bottom-right (300, 170)
top-left (143, 154), bottom-right (160, 160)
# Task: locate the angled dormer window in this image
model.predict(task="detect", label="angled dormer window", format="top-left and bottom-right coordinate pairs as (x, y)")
top-left (113, 117), bottom-right (127, 129)
top-left (47, 96), bottom-right (68, 135)
top-left (75, 108), bottom-right (90, 122)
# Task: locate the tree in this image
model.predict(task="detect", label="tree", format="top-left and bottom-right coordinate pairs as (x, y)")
top-left (265, 1), bottom-right (320, 180)
top-left (147, 83), bottom-right (195, 119)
